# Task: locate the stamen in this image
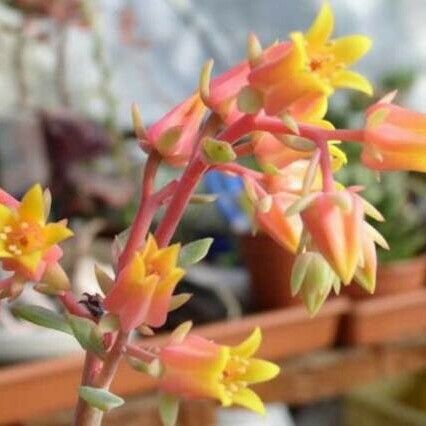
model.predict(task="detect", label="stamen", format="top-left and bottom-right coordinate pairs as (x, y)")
top-left (20, 222), bottom-right (29, 230)
top-left (3, 226), bottom-right (12, 234)
top-left (236, 366), bottom-right (247, 374)
top-left (227, 383), bottom-right (239, 393)
top-left (0, 233), bottom-right (7, 241)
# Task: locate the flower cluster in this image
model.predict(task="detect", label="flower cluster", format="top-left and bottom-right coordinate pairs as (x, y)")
top-left (3, 3), bottom-right (426, 425)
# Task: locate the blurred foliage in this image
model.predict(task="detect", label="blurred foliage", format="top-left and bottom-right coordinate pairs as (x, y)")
top-left (333, 68), bottom-right (426, 263)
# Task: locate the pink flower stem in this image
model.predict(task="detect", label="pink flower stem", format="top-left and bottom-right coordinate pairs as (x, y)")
top-left (94, 330), bottom-right (130, 389)
top-left (117, 151), bottom-right (161, 271)
top-left (126, 343), bottom-right (157, 362)
top-left (301, 126), bottom-right (364, 142)
top-left (73, 353), bottom-right (103, 426)
top-left (155, 114), bottom-right (255, 247)
top-left (213, 162), bottom-right (263, 180)
top-left (218, 114), bottom-right (256, 143)
top-left (152, 179), bottom-right (179, 205)
top-left (74, 153), bottom-right (161, 424)
top-left (317, 138), bottom-right (335, 192)
top-left (59, 290), bottom-right (92, 319)
top-left (155, 158), bottom-right (207, 247)
top-left (251, 115), bottom-right (364, 143)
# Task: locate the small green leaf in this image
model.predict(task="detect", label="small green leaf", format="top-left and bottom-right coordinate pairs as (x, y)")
top-left (78, 386), bottom-right (124, 412)
top-left (67, 314), bottom-right (104, 356)
top-left (202, 137), bottom-right (236, 164)
top-left (170, 321), bottom-right (193, 344)
top-left (290, 254), bottom-right (312, 296)
top-left (285, 193), bottom-right (319, 216)
top-left (237, 86), bottom-right (263, 114)
top-left (94, 265), bottom-right (115, 295)
top-left (159, 394), bottom-right (180, 426)
top-left (12, 304), bottom-right (72, 334)
top-left (97, 313), bottom-right (120, 334)
top-left (114, 227), bottom-right (131, 252)
top-left (179, 238), bottom-right (213, 268)
top-left (130, 357), bottom-right (163, 377)
top-left (169, 293), bottom-right (192, 312)
top-left (189, 193), bottom-right (218, 204)
top-left (157, 127), bottom-right (182, 156)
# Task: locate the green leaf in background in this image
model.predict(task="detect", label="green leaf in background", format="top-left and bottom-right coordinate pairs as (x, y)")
top-left (66, 314), bottom-right (104, 356)
top-left (78, 386), bottom-right (124, 412)
top-left (12, 304), bottom-right (72, 335)
top-left (159, 394), bottom-right (180, 426)
top-left (179, 238), bottom-right (213, 268)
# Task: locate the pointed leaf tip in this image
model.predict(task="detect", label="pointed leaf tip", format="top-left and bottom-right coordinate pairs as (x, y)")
top-left (179, 238), bottom-right (213, 267)
top-left (159, 394), bottom-right (180, 426)
top-left (78, 386), bottom-right (124, 412)
top-left (12, 304), bottom-right (73, 335)
top-left (202, 137), bottom-right (237, 164)
top-left (199, 59), bottom-right (214, 104)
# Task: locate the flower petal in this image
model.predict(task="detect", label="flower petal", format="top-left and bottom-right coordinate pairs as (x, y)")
top-left (43, 223), bottom-right (74, 247)
top-left (305, 3), bottom-right (334, 47)
top-left (18, 251), bottom-right (43, 272)
top-left (18, 184), bottom-right (45, 224)
top-left (329, 35), bottom-right (372, 65)
top-left (232, 387), bottom-right (265, 415)
top-left (231, 327), bottom-right (262, 358)
top-left (0, 204), bottom-right (13, 229)
top-left (242, 359), bottom-right (281, 384)
top-left (331, 70), bottom-right (373, 96)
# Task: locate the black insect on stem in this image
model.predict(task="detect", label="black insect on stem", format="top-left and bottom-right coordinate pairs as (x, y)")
top-left (79, 292), bottom-right (104, 319)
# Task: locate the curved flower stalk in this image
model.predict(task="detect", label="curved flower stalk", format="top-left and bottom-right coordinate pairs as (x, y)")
top-left (252, 132), bottom-right (346, 173)
top-left (159, 328), bottom-right (280, 415)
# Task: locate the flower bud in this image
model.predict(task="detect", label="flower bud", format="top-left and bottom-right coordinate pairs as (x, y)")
top-left (291, 252), bottom-right (337, 316)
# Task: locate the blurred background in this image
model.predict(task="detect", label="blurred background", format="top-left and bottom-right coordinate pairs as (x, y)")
top-left (2, 0), bottom-right (426, 425)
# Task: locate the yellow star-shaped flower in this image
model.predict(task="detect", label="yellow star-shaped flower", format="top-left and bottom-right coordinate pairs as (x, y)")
top-left (0, 184), bottom-right (73, 274)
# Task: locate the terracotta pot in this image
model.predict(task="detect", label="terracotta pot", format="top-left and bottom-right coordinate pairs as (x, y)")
top-left (344, 254), bottom-right (426, 299)
top-left (341, 289), bottom-right (426, 345)
top-left (239, 233), bottom-right (299, 309)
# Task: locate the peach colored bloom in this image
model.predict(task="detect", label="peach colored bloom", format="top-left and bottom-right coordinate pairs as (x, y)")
top-left (301, 189), bottom-right (364, 284)
top-left (0, 185), bottom-right (72, 281)
top-left (248, 3), bottom-right (372, 115)
top-left (209, 62), bottom-right (251, 124)
top-left (104, 235), bottom-right (185, 331)
top-left (362, 95), bottom-right (426, 172)
top-left (144, 95), bottom-right (206, 167)
top-left (159, 328), bottom-right (280, 414)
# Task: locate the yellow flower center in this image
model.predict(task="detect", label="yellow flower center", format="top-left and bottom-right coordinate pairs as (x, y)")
top-left (221, 355), bottom-right (249, 398)
top-left (308, 48), bottom-right (342, 79)
top-left (0, 220), bottom-right (44, 256)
